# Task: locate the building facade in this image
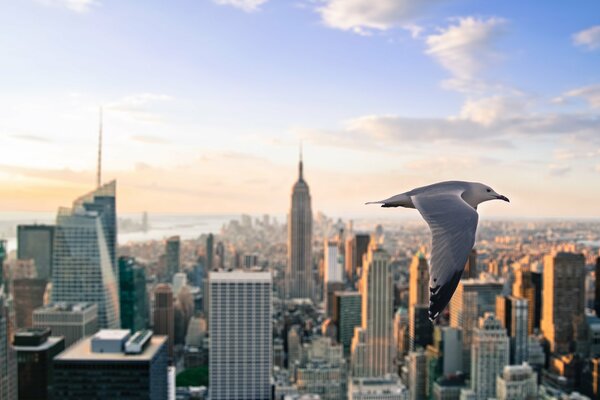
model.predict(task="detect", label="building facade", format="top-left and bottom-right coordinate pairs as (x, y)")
top-left (17, 224), bottom-right (54, 280)
top-left (119, 256), bottom-right (149, 332)
top-left (33, 302), bottom-right (99, 348)
top-left (153, 284), bottom-right (174, 358)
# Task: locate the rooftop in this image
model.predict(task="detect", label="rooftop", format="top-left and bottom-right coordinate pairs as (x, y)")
top-left (210, 271), bottom-right (271, 282)
top-left (35, 302), bottom-right (96, 313)
top-left (55, 333), bottom-right (167, 362)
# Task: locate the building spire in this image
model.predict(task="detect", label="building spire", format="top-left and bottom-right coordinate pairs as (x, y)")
top-left (97, 107), bottom-right (103, 188)
top-left (298, 141), bottom-right (303, 181)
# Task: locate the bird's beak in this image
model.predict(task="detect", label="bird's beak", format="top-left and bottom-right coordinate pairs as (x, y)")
top-left (496, 195), bottom-right (510, 202)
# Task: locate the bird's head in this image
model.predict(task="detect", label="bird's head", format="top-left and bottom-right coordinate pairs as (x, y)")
top-left (464, 182), bottom-right (509, 208)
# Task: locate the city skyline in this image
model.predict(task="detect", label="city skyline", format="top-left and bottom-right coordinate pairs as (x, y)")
top-left (1, 1), bottom-right (599, 217)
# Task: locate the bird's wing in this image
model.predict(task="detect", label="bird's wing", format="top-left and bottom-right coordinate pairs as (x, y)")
top-left (411, 190), bottom-right (479, 320)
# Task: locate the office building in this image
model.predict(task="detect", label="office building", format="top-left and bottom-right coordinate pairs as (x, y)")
top-left (409, 252), bottom-right (433, 351)
top-left (496, 295), bottom-right (529, 364)
top-left (432, 374), bottom-right (467, 400)
top-left (13, 278), bottom-right (47, 328)
top-left (332, 291), bottom-right (361, 355)
top-left (288, 325), bottom-right (302, 372)
top-left (153, 284), bottom-right (174, 358)
top-left (324, 240), bottom-right (343, 316)
top-left (541, 252), bottom-right (585, 354)
top-left (119, 256), bottom-right (148, 332)
top-left (426, 327), bottom-right (463, 396)
top-left (349, 375), bottom-right (409, 400)
top-left (17, 224), bottom-right (54, 280)
top-left (470, 313), bottom-right (509, 400)
top-left (51, 182), bottom-right (120, 329)
top-left (206, 233), bottom-right (214, 270)
top-left (408, 348), bottom-right (427, 400)
top-left (495, 363), bottom-right (537, 400)
top-left (595, 257), bottom-right (600, 318)
top-left (0, 291), bottom-right (17, 400)
top-left (53, 329), bottom-right (168, 399)
top-left (33, 302), bottom-right (98, 348)
top-left (165, 236), bottom-right (180, 279)
top-left (13, 328), bottom-right (65, 400)
top-left (394, 307), bottom-right (409, 358)
top-left (345, 234), bottom-right (370, 286)
top-left (295, 337), bottom-right (346, 400)
top-left (449, 278), bottom-right (503, 371)
top-left (352, 243), bottom-right (394, 377)
top-left (513, 266), bottom-right (542, 334)
top-left (462, 249), bottom-right (478, 280)
top-left (287, 151), bottom-right (313, 300)
top-left (209, 271), bottom-right (272, 400)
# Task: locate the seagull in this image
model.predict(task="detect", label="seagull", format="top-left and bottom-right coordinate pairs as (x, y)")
top-left (366, 181), bottom-right (509, 321)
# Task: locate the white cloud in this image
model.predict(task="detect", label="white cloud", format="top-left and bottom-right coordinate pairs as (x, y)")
top-left (212, 0), bottom-right (268, 12)
top-left (459, 95), bottom-right (528, 126)
top-left (425, 17), bottom-right (507, 92)
top-left (36, 0), bottom-right (98, 13)
top-left (573, 25), bottom-right (600, 50)
top-left (560, 84), bottom-right (600, 109)
top-left (316, 0), bottom-right (441, 34)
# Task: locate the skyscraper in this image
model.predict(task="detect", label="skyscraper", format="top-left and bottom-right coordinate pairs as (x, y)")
top-left (462, 249), bottom-right (478, 280)
top-left (450, 278), bottom-right (503, 371)
top-left (541, 252), bottom-right (585, 355)
top-left (409, 252), bottom-right (433, 351)
top-left (119, 256), bottom-right (149, 332)
top-left (13, 278), bottom-right (47, 328)
top-left (153, 284), bottom-right (174, 358)
top-left (33, 302), bottom-right (98, 348)
top-left (51, 182), bottom-right (120, 329)
top-left (408, 348), bottom-right (427, 400)
top-left (352, 242), bottom-right (394, 377)
top-left (324, 240), bottom-right (344, 317)
top-left (345, 233), bottom-right (370, 285)
top-left (425, 327), bottom-right (463, 395)
top-left (287, 150), bottom-right (313, 300)
top-left (17, 224), bottom-right (55, 280)
top-left (209, 271), bottom-right (272, 400)
top-left (13, 328), bottom-right (65, 400)
top-left (165, 236), bottom-right (180, 280)
top-left (513, 266), bottom-right (542, 334)
top-left (495, 363), bottom-right (537, 400)
top-left (333, 291), bottom-right (362, 356)
top-left (470, 313), bottom-right (509, 400)
top-left (206, 233), bottom-right (214, 270)
top-left (496, 295), bottom-right (528, 365)
top-left (595, 257), bottom-right (600, 319)
top-left (0, 289), bottom-right (17, 400)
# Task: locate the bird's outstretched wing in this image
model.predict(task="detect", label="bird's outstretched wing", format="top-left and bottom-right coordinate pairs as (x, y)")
top-left (412, 190), bottom-right (479, 321)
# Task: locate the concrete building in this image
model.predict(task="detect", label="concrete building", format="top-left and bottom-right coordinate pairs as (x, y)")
top-left (0, 290), bottom-right (17, 400)
top-left (513, 266), bottom-right (542, 334)
top-left (348, 375), bottom-right (409, 400)
top-left (53, 329), bottom-right (168, 399)
top-left (426, 327), bottom-right (463, 397)
top-left (295, 337), bottom-right (346, 400)
top-left (450, 278), bottom-right (503, 371)
top-left (541, 252), bottom-right (586, 355)
top-left (13, 278), bottom-right (47, 328)
top-left (33, 302), bottom-right (98, 348)
top-left (165, 236), bottom-right (180, 279)
top-left (288, 151), bottom-right (313, 300)
top-left (352, 243), bottom-right (394, 377)
top-left (13, 328), bottom-right (65, 400)
top-left (209, 271), bottom-right (272, 400)
top-left (408, 348), bottom-right (427, 400)
top-left (345, 234), bottom-right (370, 285)
top-left (409, 252), bottom-right (433, 351)
top-left (496, 363), bottom-right (537, 400)
top-left (470, 313), bottom-right (509, 400)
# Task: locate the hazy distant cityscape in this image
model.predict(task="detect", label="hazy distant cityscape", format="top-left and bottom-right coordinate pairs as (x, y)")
top-left (1, 153), bottom-right (599, 400)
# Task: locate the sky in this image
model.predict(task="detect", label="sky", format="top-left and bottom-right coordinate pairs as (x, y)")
top-left (0, 0), bottom-right (599, 218)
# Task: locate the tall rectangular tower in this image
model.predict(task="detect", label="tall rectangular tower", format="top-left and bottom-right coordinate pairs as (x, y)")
top-left (409, 252), bottom-right (433, 351)
top-left (471, 313), bottom-right (509, 400)
top-left (153, 284), bottom-right (174, 358)
top-left (17, 224), bottom-right (55, 280)
top-left (165, 236), bottom-right (180, 280)
top-left (209, 271), bottom-right (272, 400)
top-left (541, 252), bottom-right (585, 355)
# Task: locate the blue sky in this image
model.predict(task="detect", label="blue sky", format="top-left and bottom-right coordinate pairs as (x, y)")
top-left (0, 0), bottom-right (599, 217)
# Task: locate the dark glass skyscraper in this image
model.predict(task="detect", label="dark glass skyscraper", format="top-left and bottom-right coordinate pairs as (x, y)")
top-left (287, 152), bottom-right (313, 299)
top-left (119, 256), bottom-right (148, 332)
top-left (17, 225), bottom-right (54, 280)
top-left (165, 236), bottom-right (180, 279)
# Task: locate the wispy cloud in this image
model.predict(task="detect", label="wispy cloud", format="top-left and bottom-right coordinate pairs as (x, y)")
top-left (212, 0), bottom-right (269, 12)
top-left (36, 0), bottom-right (99, 13)
top-left (316, 0), bottom-right (443, 35)
top-left (557, 84), bottom-right (600, 109)
top-left (573, 25), bottom-right (600, 50)
top-left (425, 17), bottom-right (507, 92)
top-left (105, 93), bottom-right (173, 123)
top-left (547, 164), bottom-right (571, 177)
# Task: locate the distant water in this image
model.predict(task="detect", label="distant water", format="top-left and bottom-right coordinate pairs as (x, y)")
top-left (0, 212), bottom-right (236, 251)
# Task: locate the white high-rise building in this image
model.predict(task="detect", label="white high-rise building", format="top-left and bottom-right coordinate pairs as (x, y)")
top-left (408, 348), bottom-right (427, 400)
top-left (496, 363), bottom-right (537, 400)
top-left (351, 243), bottom-right (394, 377)
top-left (209, 271), bottom-right (272, 400)
top-left (324, 240), bottom-right (343, 284)
top-left (51, 183), bottom-right (120, 329)
top-left (470, 313), bottom-right (509, 400)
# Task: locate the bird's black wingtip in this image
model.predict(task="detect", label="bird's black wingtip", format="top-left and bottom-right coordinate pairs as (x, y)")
top-left (428, 269), bottom-right (463, 321)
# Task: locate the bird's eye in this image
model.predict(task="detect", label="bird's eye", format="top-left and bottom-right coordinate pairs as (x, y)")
top-left (486, 189), bottom-right (491, 192)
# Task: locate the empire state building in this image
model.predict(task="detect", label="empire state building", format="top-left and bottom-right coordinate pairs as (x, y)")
top-left (287, 151), bottom-right (313, 299)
